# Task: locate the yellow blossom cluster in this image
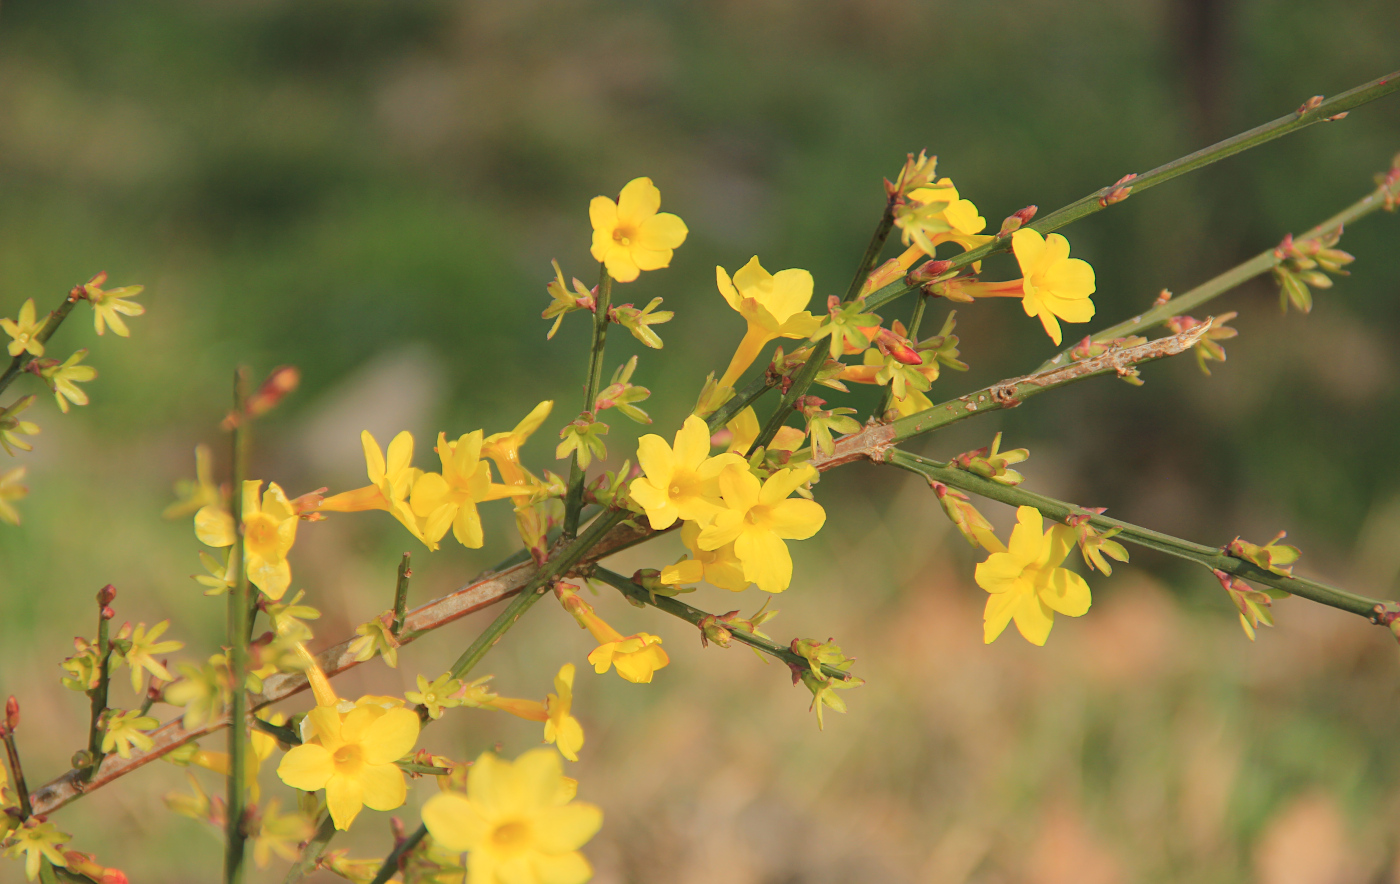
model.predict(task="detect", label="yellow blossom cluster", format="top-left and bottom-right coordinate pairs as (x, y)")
top-left (317, 400), bottom-right (553, 552)
top-left (631, 415), bottom-right (826, 594)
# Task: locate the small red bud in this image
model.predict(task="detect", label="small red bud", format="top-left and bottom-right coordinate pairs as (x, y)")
top-left (5, 696), bottom-right (19, 731)
top-left (908, 259), bottom-right (953, 283)
top-left (97, 584), bottom-right (117, 606)
top-left (101, 606), bottom-right (116, 621)
top-left (1296, 95), bottom-right (1324, 115)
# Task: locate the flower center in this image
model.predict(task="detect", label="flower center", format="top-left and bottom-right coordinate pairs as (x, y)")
top-left (244, 513), bottom-right (281, 555)
top-left (612, 226), bottom-right (635, 247)
top-left (332, 744), bottom-right (362, 773)
top-left (490, 820), bottom-right (532, 854)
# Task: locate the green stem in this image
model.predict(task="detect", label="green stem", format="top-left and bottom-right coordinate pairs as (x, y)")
top-left (749, 201), bottom-right (896, 455)
top-left (886, 449), bottom-right (1389, 619)
top-left (706, 370), bottom-right (779, 433)
top-left (863, 70), bottom-right (1400, 315)
top-left (391, 553), bottom-right (412, 636)
top-left (0, 285), bottom-right (83, 398)
top-left (2, 730), bottom-right (31, 818)
top-left (368, 822), bottom-right (428, 884)
top-left (81, 593), bottom-right (113, 782)
top-left (592, 567), bottom-right (855, 680)
top-left (842, 199), bottom-right (897, 303)
top-left (1035, 175), bottom-right (1400, 372)
top-left (281, 813), bottom-right (336, 884)
top-left (563, 265), bottom-right (615, 539)
top-left (224, 367), bottom-right (251, 884)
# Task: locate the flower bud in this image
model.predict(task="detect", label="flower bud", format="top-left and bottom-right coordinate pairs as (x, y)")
top-left (5, 696), bottom-right (18, 732)
top-left (97, 584), bottom-right (117, 607)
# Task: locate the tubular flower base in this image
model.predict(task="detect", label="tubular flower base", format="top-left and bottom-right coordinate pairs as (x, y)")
top-left (421, 748), bottom-right (602, 884)
top-left (319, 430), bottom-right (435, 548)
top-left (975, 506), bottom-right (1092, 645)
top-left (715, 257), bottom-right (821, 389)
top-left (560, 588), bottom-right (670, 683)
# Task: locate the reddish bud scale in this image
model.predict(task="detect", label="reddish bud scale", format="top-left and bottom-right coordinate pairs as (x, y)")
top-left (97, 584), bottom-right (117, 606)
top-left (5, 695), bottom-right (18, 731)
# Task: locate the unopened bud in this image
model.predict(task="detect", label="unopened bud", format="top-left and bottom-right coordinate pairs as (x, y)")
top-left (907, 259), bottom-right (953, 283)
top-left (101, 606), bottom-right (116, 621)
top-left (1097, 173), bottom-right (1137, 207)
top-left (1296, 94), bottom-right (1324, 115)
top-left (5, 696), bottom-right (18, 731)
top-left (224, 365), bottom-right (301, 429)
top-left (97, 584), bottom-right (117, 606)
top-left (998, 205), bottom-right (1038, 236)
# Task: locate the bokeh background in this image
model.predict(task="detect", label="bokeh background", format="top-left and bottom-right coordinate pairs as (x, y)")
top-left (2, 1), bottom-right (1400, 881)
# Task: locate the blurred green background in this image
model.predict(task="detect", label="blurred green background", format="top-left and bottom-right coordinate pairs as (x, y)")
top-left (2, 1), bottom-right (1399, 881)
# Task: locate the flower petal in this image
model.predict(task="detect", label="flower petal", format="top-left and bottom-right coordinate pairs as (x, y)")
top-left (534, 804), bottom-right (604, 853)
top-left (277, 744), bottom-right (334, 792)
top-left (358, 761), bottom-right (408, 811)
top-left (422, 791), bottom-right (488, 853)
top-left (361, 707), bottom-right (421, 765)
top-left (615, 177), bottom-right (660, 226)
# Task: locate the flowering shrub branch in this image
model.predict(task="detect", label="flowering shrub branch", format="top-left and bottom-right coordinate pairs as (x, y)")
top-left (1, 67), bottom-right (1399, 884)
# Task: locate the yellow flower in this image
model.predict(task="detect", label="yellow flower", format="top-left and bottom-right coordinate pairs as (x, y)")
top-left (3, 819), bottom-right (70, 881)
top-left (0, 467), bottom-right (28, 526)
top-left (348, 612), bottom-right (401, 667)
top-left (697, 466), bottom-right (826, 594)
top-left (242, 481), bottom-right (300, 599)
top-left (628, 415), bottom-right (744, 530)
top-left (412, 431), bottom-right (527, 549)
top-left (194, 480), bottom-right (300, 599)
top-left (114, 619), bottom-right (182, 693)
top-left (421, 748), bottom-right (602, 884)
top-left (1011, 228), bottom-right (1096, 346)
top-left (559, 588), bottom-right (669, 683)
top-left (1, 299), bottom-right (46, 357)
top-left (894, 178), bottom-right (990, 256)
top-left (82, 274), bottom-right (146, 337)
top-left (100, 709), bottom-right (160, 759)
top-left (715, 257), bottom-right (822, 389)
top-left (277, 702), bottom-right (421, 830)
top-left (975, 505), bottom-right (1092, 645)
top-left (319, 430), bottom-right (436, 549)
top-left (659, 520), bottom-right (750, 593)
top-left (589, 177), bottom-right (688, 283)
top-left (544, 664), bottom-right (584, 762)
top-left (39, 349), bottom-right (97, 413)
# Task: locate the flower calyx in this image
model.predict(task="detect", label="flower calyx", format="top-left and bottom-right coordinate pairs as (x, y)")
top-left (609, 297), bottom-right (674, 349)
top-left (952, 432), bottom-right (1029, 486)
top-left (1225, 531), bottom-right (1301, 577)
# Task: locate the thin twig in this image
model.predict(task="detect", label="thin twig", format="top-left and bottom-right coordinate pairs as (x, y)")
top-left (281, 813), bottom-right (336, 884)
top-left (0, 284), bottom-right (84, 398)
top-left (224, 367), bottom-right (251, 884)
top-left (884, 448), bottom-right (1391, 622)
top-left (862, 69), bottom-right (1400, 315)
top-left (591, 567), bottom-right (855, 680)
top-left (563, 264), bottom-right (615, 539)
top-left (81, 586), bottom-right (115, 782)
top-left (1034, 173), bottom-right (1400, 372)
top-left (391, 553), bottom-right (412, 636)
